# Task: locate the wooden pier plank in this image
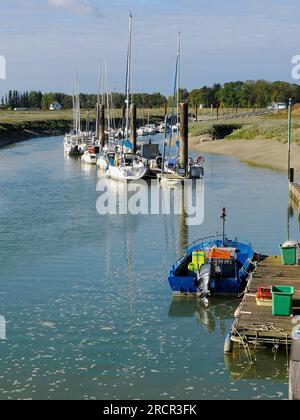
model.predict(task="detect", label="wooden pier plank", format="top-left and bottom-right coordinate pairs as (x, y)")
top-left (233, 256), bottom-right (300, 345)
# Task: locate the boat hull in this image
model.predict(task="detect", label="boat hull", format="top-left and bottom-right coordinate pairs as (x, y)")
top-left (107, 163), bottom-right (148, 181)
top-left (82, 153), bottom-right (99, 165)
top-left (168, 238), bottom-right (255, 297)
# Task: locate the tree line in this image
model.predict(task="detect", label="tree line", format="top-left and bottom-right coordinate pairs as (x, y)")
top-left (188, 81), bottom-right (300, 109)
top-left (0, 90), bottom-right (167, 110)
top-left (1, 80), bottom-right (300, 111)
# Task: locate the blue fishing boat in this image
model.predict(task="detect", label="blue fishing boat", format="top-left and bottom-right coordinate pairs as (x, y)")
top-left (168, 209), bottom-right (256, 305)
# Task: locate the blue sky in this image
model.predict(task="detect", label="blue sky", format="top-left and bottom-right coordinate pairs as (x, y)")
top-left (0, 0), bottom-right (300, 96)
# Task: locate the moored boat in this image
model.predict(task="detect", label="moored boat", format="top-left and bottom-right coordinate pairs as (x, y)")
top-left (168, 210), bottom-right (256, 306)
top-left (82, 146), bottom-right (100, 165)
top-left (107, 153), bottom-right (147, 181)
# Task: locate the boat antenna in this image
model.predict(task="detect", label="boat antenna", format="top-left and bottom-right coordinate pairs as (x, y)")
top-left (221, 207), bottom-right (226, 246)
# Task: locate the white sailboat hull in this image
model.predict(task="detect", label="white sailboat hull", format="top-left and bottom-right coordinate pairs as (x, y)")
top-left (97, 155), bottom-right (109, 171)
top-left (82, 152), bottom-right (99, 165)
top-left (107, 163), bottom-right (147, 181)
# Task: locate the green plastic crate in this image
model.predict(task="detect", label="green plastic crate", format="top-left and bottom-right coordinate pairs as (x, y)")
top-left (280, 244), bottom-right (297, 265)
top-left (271, 285), bottom-right (295, 316)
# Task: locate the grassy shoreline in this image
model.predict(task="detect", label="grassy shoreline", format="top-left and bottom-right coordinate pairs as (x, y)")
top-left (1, 108), bottom-right (298, 170)
top-left (0, 109), bottom-right (166, 147)
top-left (0, 120), bottom-right (72, 148)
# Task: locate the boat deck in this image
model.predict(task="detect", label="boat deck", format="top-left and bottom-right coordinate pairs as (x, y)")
top-left (232, 256), bottom-right (300, 346)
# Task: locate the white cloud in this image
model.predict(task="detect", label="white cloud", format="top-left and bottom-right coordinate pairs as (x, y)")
top-left (48, 0), bottom-right (98, 16)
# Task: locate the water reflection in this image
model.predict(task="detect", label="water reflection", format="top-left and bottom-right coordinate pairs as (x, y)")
top-left (168, 297), bottom-right (237, 334)
top-left (224, 349), bottom-right (289, 383)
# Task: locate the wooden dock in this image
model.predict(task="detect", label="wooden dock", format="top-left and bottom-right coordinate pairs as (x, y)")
top-left (289, 182), bottom-right (300, 212)
top-left (231, 256), bottom-right (300, 347)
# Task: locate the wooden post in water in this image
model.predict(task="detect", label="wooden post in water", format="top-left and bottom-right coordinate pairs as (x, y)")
top-left (99, 104), bottom-right (105, 148)
top-left (211, 104), bottom-right (214, 139)
top-left (289, 324), bottom-right (300, 400)
top-left (164, 102), bottom-right (167, 121)
top-left (122, 104), bottom-right (126, 140)
top-left (130, 103), bottom-right (137, 154)
top-left (288, 98), bottom-right (292, 178)
top-left (179, 186), bottom-right (188, 255)
top-left (95, 103), bottom-right (100, 140)
top-left (289, 168), bottom-right (295, 183)
top-left (179, 102), bottom-right (188, 172)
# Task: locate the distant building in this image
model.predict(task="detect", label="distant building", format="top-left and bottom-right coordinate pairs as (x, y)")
top-left (268, 102), bottom-right (287, 111)
top-left (49, 102), bottom-right (62, 111)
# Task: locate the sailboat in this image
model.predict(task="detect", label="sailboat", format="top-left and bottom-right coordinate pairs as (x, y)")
top-left (96, 59), bottom-right (121, 172)
top-left (160, 33), bottom-right (204, 182)
top-left (106, 14), bottom-right (147, 181)
top-left (64, 70), bottom-right (88, 157)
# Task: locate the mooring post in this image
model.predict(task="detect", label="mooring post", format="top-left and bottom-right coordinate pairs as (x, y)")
top-left (130, 103), bottom-right (137, 154)
top-left (288, 98), bottom-right (292, 178)
top-left (179, 101), bottom-right (188, 172)
top-left (99, 104), bottom-right (105, 148)
top-left (211, 104), bottom-right (214, 139)
top-left (86, 111), bottom-right (90, 134)
top-left (122, 103), bottom-right (126, 140)
top-left (289, 168), bottom-right (295, 183)
top-left (95, 103), bottom-right (100, 139)
top-left (289, 324), bottom-right (300, 400)
top-left (164, 102), bottom-right (167, 121)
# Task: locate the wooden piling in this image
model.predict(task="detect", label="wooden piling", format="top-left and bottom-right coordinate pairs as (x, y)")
top-left (288, 99), bottom-right (292, 178)
top-left (289, 325), bottom-right (300, 400)
top-left (99, 104), bottom-right (105, 148)
top-left (211, 105), bottom-right (214, 139)
top-left (122, 104), bottom-right (126, 139)
top-left (130, 103), bottom-right (137, 154)
top-left (289, 168), bottom-right (295, 183)
top-left (179, 102), bottom-right (188, 170)
top-left (164, 103), bottom-right (167, 120)
top-left (95, 103), bottom-right (100, 139)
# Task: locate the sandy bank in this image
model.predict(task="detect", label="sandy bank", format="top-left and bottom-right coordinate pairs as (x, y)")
top-left (189, 137), bottom-right (300, 173)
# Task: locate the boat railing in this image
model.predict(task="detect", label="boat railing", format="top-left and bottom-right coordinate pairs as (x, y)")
top-left (187, 234), bottom-right (225, 250)
top-left (172, 234), bottom-right (223, 268)
top-left (187, 235), bottom-right (252, 251)
top-left (172, 235), bottom-right (253, 270)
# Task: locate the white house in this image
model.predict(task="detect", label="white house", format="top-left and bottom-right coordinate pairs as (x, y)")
top-left (49, 102), bottom-right (62, 111)
top-left (268, 102), bottom-right (287, 111)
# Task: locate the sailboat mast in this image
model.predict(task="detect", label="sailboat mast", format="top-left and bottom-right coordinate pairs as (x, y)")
top-left (76, 70), bottom-right (81, 133)
top-left (167, 36), bottom-right (180, 156)
top-left (71, 73), bottom-right (76, 132)
top-left (177, 32), bottom-right (181, 139)
top-left (97, 61), bottom-right (102, 106)
top-left (105, 57), bottom-right (111, 145)
top-left (126, 13), bottom-right (132, 140)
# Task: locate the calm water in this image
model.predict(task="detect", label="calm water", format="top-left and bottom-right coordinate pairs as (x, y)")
top-left (0, 135), bottom-right (298, 400)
